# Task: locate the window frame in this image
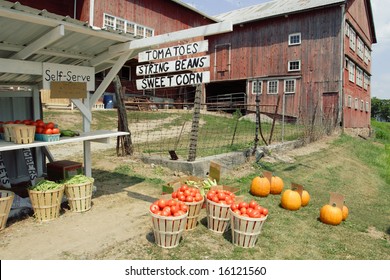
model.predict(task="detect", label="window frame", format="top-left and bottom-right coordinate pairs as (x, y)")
top-left (288, 33), bottom-right (301, 46)
top-left (356, 67), bottom-right (363, 87)
top-left (348, 61), bottom-right (355, 83)
top-left (252, 80), bottom-right (262, 95)
top-left (288, 60), bottom-right (301, 72)
top-left (284, 79), bottom-right (296, 94)
top-left (103, 13), bottom-right (154, 39)
top-left (349, 28), bottom-right (356, 51)
top-left (267, 80), bottom-right (279, 95)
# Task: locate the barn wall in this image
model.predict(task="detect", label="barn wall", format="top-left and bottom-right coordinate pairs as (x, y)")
top-left (208, 6), bottom-right (343, 121)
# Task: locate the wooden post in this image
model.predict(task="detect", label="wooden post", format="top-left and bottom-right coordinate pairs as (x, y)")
top-left (113, 75), bottom-right (133, 156)
top-left (187, 84), bottom-right (202, 162)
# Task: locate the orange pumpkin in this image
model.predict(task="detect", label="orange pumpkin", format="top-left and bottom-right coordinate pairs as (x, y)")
top-left (281, 189), bottom-right (301, 211)
top-left (301, 190), bottom-right (310, 207)
top-left (270, 176), bottom-right (284, 195)
top-left (320, 203), bottom-right (343, 226)
top-left (342, 205), bottom-right (349, 221)
top-left (250, 176), bottom-right (270, 197)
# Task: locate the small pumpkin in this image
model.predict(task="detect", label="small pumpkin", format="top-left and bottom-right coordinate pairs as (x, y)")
top-left (342, 204), bottom-right (349, 221)
top-left (320, 203), bottom-right (343, 226)
top-left (281, 189), bottom-right (301, 211)
top-left (270, 176), bottom-right (284, 195)
top-left (301, 190), bottom-right (310, 207)
top-left (250, 176), bottom-right (270, 197)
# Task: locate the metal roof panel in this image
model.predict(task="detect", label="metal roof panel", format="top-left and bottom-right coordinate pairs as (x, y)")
top-left (216, 0), bottom-right (345, 25)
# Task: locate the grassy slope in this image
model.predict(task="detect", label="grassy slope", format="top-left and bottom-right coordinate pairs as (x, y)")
top-left (44, 110), bottom-right (389, 259)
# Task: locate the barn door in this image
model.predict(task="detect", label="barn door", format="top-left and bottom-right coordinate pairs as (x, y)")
top-left (214, 44), bottom-right (230, 80)
top-left (322, 92), bottom-right (338, 133)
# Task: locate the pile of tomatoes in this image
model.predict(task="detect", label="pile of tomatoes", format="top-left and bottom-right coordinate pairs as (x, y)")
top-left (0, 119), bottom-right (60, 135)
top-left (230, 200), bottom-right (269, 219)
top-left (150, 199), bottom-right (188, 217)
top-left (171, 184), bottom-right (203, 203)
top-left (206, 189), bottom-right (236, 205)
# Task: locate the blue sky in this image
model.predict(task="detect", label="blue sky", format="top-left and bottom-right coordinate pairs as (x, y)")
top-left (183, 0), bottom-right (388, 99)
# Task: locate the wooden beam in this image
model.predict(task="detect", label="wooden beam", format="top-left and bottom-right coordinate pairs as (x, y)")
top-left (0, 58), bottom-right (42, 75)
top-left (10, 25), bottom-right (65, 60)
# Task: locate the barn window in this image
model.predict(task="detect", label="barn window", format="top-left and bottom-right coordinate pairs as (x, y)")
top-left (126, 22), bottom-right (135, 35)
top-left (288, 33), bottom-right (301, 45)
top-left (103, 13), bottom-right (154, 38)
top-left (103, 14), bottom-right (115, 30)
top-left (284, 79), bottom-right (296, 94)
top-left (364, 46), bottom-right (371, 64)
top-left (345, 22), bottom-right (350, 37)
top-left (267, 80), bottom-right (278, 94)
top-left (348, 61), bottom-right (355, 83)
top-left (357, 37), bottom-right (364, 59)
top-left (365, 101), bottom-right (370, 112)
top-left (349, 28), bottom-right (356, 51)
top-left (364, 73), bottom-right (370, 90)
top-left (252, 80), bottom-right (262, 95)
top-left (356, 67), bottom-right (363, 87)
top-left (354, 98), bottom-right (359, 110)
top-left (347, 95), bottom-right (352, 108)
top-left (288, 60), bottom-right (301, 71)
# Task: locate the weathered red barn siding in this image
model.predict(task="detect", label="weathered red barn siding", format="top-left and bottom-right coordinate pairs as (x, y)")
top-left (343, 0), bottom-right (373, 130)
top-left (208, 6), bottom-right (342, 121)
top-left (91, 0), bottom-right (213, 35)
top-left (7, 0), bottom-right (83, 18)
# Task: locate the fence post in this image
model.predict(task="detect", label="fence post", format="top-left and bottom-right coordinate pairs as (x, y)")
top-left (188, 84), bottom-right (202, 162)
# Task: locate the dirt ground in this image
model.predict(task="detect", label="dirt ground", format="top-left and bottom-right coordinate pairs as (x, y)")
top-left (0, 135), bottom-right (336, 260)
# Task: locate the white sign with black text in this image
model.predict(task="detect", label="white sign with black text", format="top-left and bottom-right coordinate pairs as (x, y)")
top-left (42, 62), bottom-right (95, 91)
top-left (136, 71), bottom-right (210, 90)
top-left (138, 40), bottom-right (208, 63)
top-left (136, 56), bottom-right (210, 76)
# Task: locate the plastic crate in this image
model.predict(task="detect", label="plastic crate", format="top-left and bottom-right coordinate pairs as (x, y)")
top-left (35, 133), bottom-right (60, 142)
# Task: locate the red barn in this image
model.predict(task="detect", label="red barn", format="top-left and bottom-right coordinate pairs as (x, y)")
top-left (208, 0), bottom-right (376, 135)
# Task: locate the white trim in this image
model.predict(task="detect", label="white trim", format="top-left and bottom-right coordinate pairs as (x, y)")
top-left (251, 80), bottom-right (262, 95)
top-left (288, 60), bottom-right (301, 71)
top-left (288, 32), bottom-right (301, 46)
top-left (267, 80), bottom-right (278, 94)
top-left (284, 79), bottom-right (296, 94)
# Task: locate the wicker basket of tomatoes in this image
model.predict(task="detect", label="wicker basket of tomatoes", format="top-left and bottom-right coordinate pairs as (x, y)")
top-left (205, 187), bottom-right (236, 234)
top-left (171, 184), bottom-right (204, 231)
top-left (149, 198), bottom-right (188, 248)
top-left (229, 200), bottom-right (269, 248)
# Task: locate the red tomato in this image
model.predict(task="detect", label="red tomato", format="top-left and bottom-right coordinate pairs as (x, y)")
top-left (240, 207), bottom-right (247, 214)
top-left (246, 208), bottom-right (254, 216)
top-left (44, 128), bottom-right (53, 134)
top-left (180, 204), bottom-right (188, 213)
top-left (230, 203), bottom-right (239, 211)
top-left (52, 128), bottom-right (60, 134)
top-left (183, 189), bottom-right (191, 197)
top-left (150, 204), bottom-right (159, 214)
top-left (178, 195), bottom-right (186, 202)
top-left (180, 184), bottom-right (188, 191)
top-left (185, 196), bottom-right (194, 203)
top-left (225, 197), bottom-right (233, 205)
top-left (212, 196), bottom-right (220, 203)
top-left (217, 192), bottom-right (226, 201)
top-left (175, 210), bottom-right (185, 216)
top-left (194, 194), bottom-right (203, 202)
top-left (239, 202), bottom-right (249, 209)
top-left (206, 192), bottom-right (215, 200)
top-left (161, 210), bottom-right (171, 216)
top-left (45, 122), bottom-right (55, 129)
top-left (249, 200), bottom-right (258, 209)
top-left (22, 120), bottom-right (32, 125)
top-left (233, 209), bottom-right (241, 215)
top-left (170, 205), bottom-right (179, 214)
top-left (249, 210), bottom-right (261, 218)
top-left (36, 127), bottom-right (44, 134)
top-left (162, 206), bottom-right (171, 215)
top-left (171, 192), bottom-right (177, 199)
top-left (157, 199), bottom-right (167, 209)
top-left (37, 122), bottom-right (45, 128)
top-left (262, 208), bottom-right (269, 216)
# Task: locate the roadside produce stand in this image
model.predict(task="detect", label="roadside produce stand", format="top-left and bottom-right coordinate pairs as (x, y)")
top-left (0, 1), bottom-right (232, 224)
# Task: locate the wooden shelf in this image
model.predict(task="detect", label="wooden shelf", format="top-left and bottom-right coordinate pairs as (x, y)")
top-left (0, 130), bottom-right (129, 152)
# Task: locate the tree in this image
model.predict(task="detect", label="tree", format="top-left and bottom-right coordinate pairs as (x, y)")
top-left (371, 97), bottom-right (390, 122)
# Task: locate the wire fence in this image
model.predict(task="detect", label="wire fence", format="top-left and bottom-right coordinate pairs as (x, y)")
top-left (126, 105), bottom-right (330, 160)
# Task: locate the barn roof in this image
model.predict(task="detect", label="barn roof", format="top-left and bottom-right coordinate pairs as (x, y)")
top-left (0, 0), bottom-right (138, 85)
top-left (215, 0), bottom-right (346, 24)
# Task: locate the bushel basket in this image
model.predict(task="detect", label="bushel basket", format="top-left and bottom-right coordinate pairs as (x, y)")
top-left (150, 210), bottom-right (187, 248)
top-left (64, 178), bottom-right (94, 212)
top-left (0, 190), bottom-right (15, 230)
top-left (229, 208), bottom-right (267, 248)
top-left (28, 185), bottom-right (64, 222)
top-left (185, 197), bottom-right (204, 230)
top-left (206, 199), bottom-right (231, 233)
